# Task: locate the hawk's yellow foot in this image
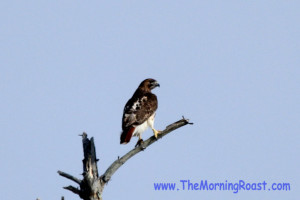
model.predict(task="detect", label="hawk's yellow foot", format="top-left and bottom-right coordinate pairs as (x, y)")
top-left (152, 128), bottom-right (161, 138)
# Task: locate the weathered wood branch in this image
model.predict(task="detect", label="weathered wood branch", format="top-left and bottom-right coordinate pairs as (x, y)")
top-left (58, 117), bottom-right (192, 200)
top-left (58, 171), bottom-right (81, 185)
top-left (101, 117), bottom-right (192, 183)
top-left (63, 186), bottom-right (81, 195)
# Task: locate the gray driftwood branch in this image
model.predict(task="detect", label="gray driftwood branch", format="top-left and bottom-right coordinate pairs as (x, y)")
top-left (58, 117), bottom-right (192, 200)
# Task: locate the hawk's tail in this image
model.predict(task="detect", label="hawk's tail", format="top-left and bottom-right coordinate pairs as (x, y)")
top-left (120, 127), bottom-right (135, 144)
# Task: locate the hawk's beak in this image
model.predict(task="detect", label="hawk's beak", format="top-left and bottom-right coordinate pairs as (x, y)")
top-left (150, 81), bottom-right (160, 89)
top-left (154, 81), bottom-right (160, 88)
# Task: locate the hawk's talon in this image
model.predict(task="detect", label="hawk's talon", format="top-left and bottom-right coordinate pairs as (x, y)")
top-left (140, 145), bottom-right (146, 150)
top-left (135, 139), bottom-right (145, 149)
top-left (153, 129), bottom-right (161, 139)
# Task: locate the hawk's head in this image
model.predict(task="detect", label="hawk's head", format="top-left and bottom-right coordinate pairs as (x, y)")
top-left (139, 78), bottom-right (160, 92)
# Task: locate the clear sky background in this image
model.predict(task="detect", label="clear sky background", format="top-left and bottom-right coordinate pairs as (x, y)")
top-left (1, 1), bottom-right (299, 200)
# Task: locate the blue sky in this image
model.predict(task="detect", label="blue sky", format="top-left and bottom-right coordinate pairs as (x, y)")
top-left (0, 1), bottom-right (299, 200)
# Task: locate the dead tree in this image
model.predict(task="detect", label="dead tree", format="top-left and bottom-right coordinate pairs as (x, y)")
top-left (58, 117), bottom-right (192, 200)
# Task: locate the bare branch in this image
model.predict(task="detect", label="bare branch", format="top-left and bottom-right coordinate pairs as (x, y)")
top-left (57, 170), bottom-right (81, 185)
top-left (63, 185), bottom-right (81, 195)
top-left (101, 118), bottom-right (192, 182)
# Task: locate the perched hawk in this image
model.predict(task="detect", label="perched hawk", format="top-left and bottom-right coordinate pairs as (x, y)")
top-left (120, 78), bottom-right (160, 146)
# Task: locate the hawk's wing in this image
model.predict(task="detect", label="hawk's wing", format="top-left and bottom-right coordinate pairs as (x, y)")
top-left (122, 93), bottom-right (157, 129)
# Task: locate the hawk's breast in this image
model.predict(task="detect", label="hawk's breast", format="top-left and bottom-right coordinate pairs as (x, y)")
top-left (132, 112), bottom-right (155, 136)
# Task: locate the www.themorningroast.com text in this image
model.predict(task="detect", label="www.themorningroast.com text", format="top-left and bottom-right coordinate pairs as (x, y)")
top-left (153, 180), bottom-right (290, 193)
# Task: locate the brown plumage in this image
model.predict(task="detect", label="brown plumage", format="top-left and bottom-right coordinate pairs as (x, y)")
top-left (120, 78), bottom-right (160, 144)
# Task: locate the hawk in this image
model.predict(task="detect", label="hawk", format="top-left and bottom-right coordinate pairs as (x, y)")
top-left (120, 78), bottom-right (160, 146)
